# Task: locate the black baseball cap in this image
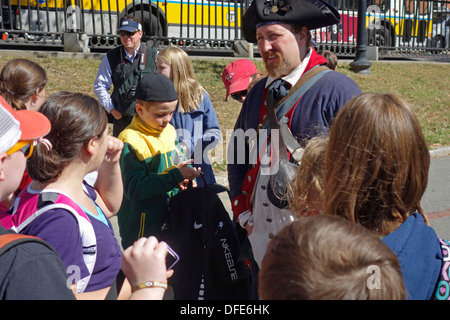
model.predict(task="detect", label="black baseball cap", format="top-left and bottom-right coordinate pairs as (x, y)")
top-left (135, 73), bottom-right (178, 102)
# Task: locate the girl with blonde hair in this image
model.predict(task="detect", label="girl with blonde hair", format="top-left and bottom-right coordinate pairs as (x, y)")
top-left (288, 135), bottom-right (328, 217)
top-left (156, 46), bottom-right (221, 186)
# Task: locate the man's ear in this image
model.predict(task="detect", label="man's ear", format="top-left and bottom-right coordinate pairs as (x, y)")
top-left (0, 153), bottom-right (7, 181)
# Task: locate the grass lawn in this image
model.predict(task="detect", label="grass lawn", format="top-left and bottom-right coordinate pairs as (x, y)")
top-left (0, 51), bottom-right (448, 164)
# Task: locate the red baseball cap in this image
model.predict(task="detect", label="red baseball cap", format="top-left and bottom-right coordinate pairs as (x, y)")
top-left (222, 59), bottom-right (258, 100)
top-left (0, 95), bottom-right (51, 154)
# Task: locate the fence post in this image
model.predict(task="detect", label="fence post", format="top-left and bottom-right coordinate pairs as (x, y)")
top-left (350, 0), bottom-right (372, 74)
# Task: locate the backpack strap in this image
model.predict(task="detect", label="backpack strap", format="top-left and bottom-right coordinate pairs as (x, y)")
top-left (11, 189), bottom-right (97, 294)
top-left (265, 65), bottom-right (331, 129)
top-left (264, 66), bottom-right (331, 162)
top-left (0, 232), bottom-right (55, 257)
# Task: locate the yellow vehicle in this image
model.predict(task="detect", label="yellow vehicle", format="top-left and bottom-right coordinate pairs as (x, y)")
top-left (4, 0), bottom-right (244, 48)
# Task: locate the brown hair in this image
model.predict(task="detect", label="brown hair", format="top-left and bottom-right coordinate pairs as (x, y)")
top-left (291, 25), bottom-right (312, 48)
top-left (120, 14), bottom-right (142, 25)
top-left (317, 49), bottom-right (338, 70)
top-left (288, 135), bottom-right (328, 217)
top-left (27, 91), bottom-right (108, 184)
top-left (259, 215), bottom-right (406, 300)
top-left (0, 58), bottom-right (47, 110)
top-left (324, 93), bottom-right (430, 236)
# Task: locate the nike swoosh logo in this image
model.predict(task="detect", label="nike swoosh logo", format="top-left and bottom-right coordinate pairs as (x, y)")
top-left (194, 222), bottom-right (203, 229)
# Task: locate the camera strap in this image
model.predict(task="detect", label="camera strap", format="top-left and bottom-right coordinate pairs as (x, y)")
top-left (120, 43), bottom-right (147, 82)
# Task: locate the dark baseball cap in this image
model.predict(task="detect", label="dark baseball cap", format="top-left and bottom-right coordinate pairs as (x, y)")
top-left (117, 19), bottom-right (142, 33)
top-left (135, 73), bottom-right (178, 102)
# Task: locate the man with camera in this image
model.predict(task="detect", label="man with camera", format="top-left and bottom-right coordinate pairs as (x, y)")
top-left (94, 15), bottom-right (158, 137)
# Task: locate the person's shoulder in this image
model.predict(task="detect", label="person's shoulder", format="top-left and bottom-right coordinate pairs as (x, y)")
top-left (106, 46), bottom-right (123, 65)
top-left (119, 126), bottom-right (141, 143)
top-left (320, 70), bottom-right (361, 92)
top-left (323, 69), bottom-right (357, 83)
top-left (107, 45), bottom-right (122, 55)
top-left (0, 232), bottom-right (58, 267)
top-left (8, 237), bottom-right (56, 256)
top-left (0, 236), bottom-right (75, 300)
top-left (251, 76), bottom-right (268, 91)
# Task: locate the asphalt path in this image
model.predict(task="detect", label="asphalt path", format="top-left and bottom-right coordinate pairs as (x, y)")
top-left (423, 149), bottom-right (450, 239)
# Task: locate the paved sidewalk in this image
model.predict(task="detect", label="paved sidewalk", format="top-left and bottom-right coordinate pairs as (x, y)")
top-left (423, 147), bottom-right (450, 239)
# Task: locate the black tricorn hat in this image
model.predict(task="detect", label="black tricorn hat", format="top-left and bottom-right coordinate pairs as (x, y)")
top-left (242, 0), bottom-right (340, 43)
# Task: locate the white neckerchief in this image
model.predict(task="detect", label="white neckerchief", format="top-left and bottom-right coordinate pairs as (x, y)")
top-left (265, 49), bottom-right (312, 88)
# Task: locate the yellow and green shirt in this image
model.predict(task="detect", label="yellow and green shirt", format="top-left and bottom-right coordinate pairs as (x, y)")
top-left (117, 115), bottom-right (185, 249)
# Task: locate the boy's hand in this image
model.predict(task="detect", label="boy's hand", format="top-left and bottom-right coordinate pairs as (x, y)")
top-left (110, 108), bottom-right (123, 120)
top-left (178, 178), bottom-right (198, 190)
top-left (177, 159), bottom-right (200, 180)
top-left (104, 136), bottom-right (124, 164)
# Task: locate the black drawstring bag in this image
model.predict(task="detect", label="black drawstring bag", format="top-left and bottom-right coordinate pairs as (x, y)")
top-left (159, 174), bottom-right (252, 300)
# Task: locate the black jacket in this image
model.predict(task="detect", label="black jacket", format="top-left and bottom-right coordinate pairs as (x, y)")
top-left (160, 181), bottom-right (251, 300)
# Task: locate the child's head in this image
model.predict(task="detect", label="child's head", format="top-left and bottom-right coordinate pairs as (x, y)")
top-left (288, 135), bottom-right (328, 217)
top-left (222, 59), bottom-right (259, 102)
top-left (135, 73), bottom-right (178, 131)
top-left (27, 91), bottom-right (108, 184)
top-left (0, 96), bottom-right (50, 200)
top-left (324, 92), bottom-right (430, 236)
top-left (156, 46), bottom-right (203, 113)
top-left (259, 215), bottom-right (406, 300)
top-left (0, 58), bottom-right (47, 111)
top-left (317, 49), bottom-right (338, 70)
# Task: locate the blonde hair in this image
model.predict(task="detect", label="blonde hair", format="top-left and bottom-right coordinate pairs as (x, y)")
top-left (324, 93), bottom-right (430, 236)
top-left (288, 136), bottom-right (328, 217)
top-left (157, 46), bottom-right (203, 113)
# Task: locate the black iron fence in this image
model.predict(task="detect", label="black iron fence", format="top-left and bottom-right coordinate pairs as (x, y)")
top-left (317, 0), bottom-right (450, 58)
top-left (0, 0), bottom-right (448, 58)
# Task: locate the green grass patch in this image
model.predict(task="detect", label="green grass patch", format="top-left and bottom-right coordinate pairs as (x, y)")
top-left (0, 52), bottom-right (447, 151)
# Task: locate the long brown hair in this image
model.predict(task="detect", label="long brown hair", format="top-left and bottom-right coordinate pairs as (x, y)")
top-left (27, 91), bottom-right (108, 184)
top-left (0, 58), bottom-right (47, 110)
top-left (324, 93), bottom-right (430, 236)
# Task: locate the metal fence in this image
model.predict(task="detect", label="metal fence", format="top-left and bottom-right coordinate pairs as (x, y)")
top-left (316, 0), bottom-right (450, 58)
top-left (0, 0), bottom-right (448, 58)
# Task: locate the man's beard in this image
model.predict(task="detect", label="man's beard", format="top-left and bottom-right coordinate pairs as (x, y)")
top-left (262, 50), bottom-right (286, 78)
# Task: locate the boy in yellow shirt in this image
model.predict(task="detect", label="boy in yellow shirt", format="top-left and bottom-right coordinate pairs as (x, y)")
top-left (118, 73), bottom-right (199, 249)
